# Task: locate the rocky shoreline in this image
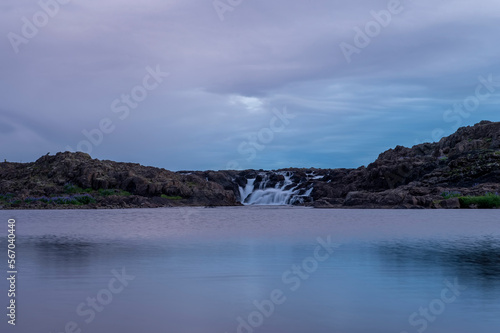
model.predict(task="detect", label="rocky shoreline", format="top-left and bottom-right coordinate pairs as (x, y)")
top-left (1, 121), bottom-right (499, 209)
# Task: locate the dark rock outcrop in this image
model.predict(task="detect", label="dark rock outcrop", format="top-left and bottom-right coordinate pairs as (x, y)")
top-left (303, 120), bottom-right (500, 208)
top-left (218, 120), bottom-right (499, 208)
top-left (0, 152), bottom-right (239, 209)
top-left (1, 120), bottom-right (499, 209)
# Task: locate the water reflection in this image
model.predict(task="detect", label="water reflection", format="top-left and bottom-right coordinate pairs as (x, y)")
top-left (34, 235), bottom-right (93, 259)
top-left (20, 236), bottom-right (153, 280)
top-left (6, 209), bottom-right (500, 333)
top-left (375, 236), bottom-right (500, 288)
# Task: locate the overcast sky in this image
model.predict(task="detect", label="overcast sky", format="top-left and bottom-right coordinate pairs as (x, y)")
top-left (1, 0), bottom-right (499, 170)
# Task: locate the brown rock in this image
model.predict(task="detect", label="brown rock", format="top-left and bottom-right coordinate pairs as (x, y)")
top-left (439, 198), bottom-right (461, 209)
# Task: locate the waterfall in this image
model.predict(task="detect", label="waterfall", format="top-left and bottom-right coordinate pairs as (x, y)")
top-left (238, 172), bottom-right (313, 205)
top-left (239, 178), bottom-right (255, 204)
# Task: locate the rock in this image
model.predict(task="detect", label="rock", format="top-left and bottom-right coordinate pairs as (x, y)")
top-left (0, 151), bottom-right (239, 209)
top-left (380, 189), bottom-right (407, 206)
top-left (1, 120), bottom-right (499, 209)
top-left (314, 199), bottom-right (335, 208)
top-left (344, 192), bottom-right (374, 207)
top-left (439, 198), bottom-right (461, 209)
top-left (313, 197), bottom-right (343, 208)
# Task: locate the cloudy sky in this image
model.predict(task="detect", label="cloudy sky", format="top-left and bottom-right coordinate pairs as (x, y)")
top-left (1, 0), bottom-right (499, 170)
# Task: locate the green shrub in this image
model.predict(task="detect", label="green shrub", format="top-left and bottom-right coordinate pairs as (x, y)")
top-left (98, 189), bottom-right (116, 196)
top-left (459, 193), bottom-right (500, 208)
top-left (0, 193), bottom-right (14, 202)
top-left (98, 189), bottom-right (131, 197)
top-left (74, 195), bottom-right (96, 205)
top-left (64, 183), bottom-right (84, 194)
top-left (53, 197), bottom-right (76, 205)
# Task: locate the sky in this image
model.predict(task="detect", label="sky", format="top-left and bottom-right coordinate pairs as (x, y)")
top-left (1, 0), bottom-right (500, 171)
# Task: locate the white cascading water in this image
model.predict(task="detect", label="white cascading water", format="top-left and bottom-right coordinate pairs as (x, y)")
top-left (238, 178), bottom-right (256, 204)
top-left (238, 172), bottom-right (313, 205)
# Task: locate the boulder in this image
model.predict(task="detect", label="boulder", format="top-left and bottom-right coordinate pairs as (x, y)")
top-left (439, 198), bottom-right (461, 209)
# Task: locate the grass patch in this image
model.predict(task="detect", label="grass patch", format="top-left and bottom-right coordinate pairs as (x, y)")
top-left (73, 195), bottom-right (96, 205)
top-left (98, 189), bottom-right (131, 197)
top-left (99, 189), bottom-right (116, 196)
top-left (161, 194), bottom-right (183, 200)
top-left (64, 185), bottom-right (130, 197)
top-left (0, 193), bottom-right (14, 202)
top-left (3, 188), bottom-right (132, 207)
top-left (64, 183), bottom-right (84, 194)
top-left (22, 194), bottom-right (97, 206)
top-left (459, 193), bottom-right (500, 208)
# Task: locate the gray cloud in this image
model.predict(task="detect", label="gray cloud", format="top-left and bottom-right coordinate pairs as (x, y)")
top-left (1, 0), bottom-right (499, 169)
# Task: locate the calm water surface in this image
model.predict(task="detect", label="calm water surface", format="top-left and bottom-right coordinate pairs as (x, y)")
top-left (1, 207), bottom-right (499, 333)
